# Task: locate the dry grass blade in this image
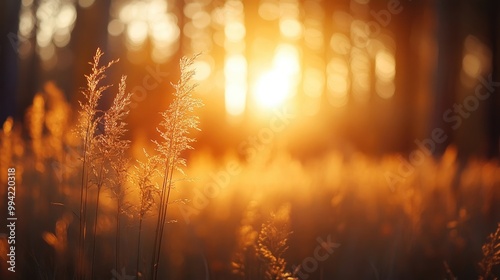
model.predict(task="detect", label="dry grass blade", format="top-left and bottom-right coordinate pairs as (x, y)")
top-left (91, 74), bottom-right (132, 278)
top-left (133, 149), bottom-right (160, 278)
top-left (151, 53), bottom-right (203, 280)
top-left (74, 48), bottom-right (117, 280)
top-left (444, 261), bottom-right (457, 280)
top-left (231, 201), bottom-right (259, 278)
top-left (256, 204), bottom-right (293, 280)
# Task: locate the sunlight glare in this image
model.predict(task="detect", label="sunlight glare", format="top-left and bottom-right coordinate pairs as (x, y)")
top-left (116, 0), bottom-right (178, 61)
top-left (253, 45), bottom-right (300, 109)
top-left (279, 18), bottom-right (302, 39)
top-left (192, 60), bottom-right (212, 81)
top-left (303, 67), bottom-right (325, 115)
top-left (254, 71), bottom-right (291, 109)
top-left (192, 11), bottom-right (211, 29)
top-left (375, 50), bottom-right (396, 99)
top-left (304, 27), bottom-right (324, 51)
top-left (56, 4), bottom-right (76, 29)
top-left (225, 55), bottom-right (247, 116)
top-left (274, 44), bottom-right (300, 76)
top-left (304, 67), bottom-right (324, 98)
top-left (258, 1), bottom-right (280, 21)
top-left (375, 50), bottom-right (396, 82)
top-left (327, 57), bottom-right (349, 107)
top-left (225, 22), bottom-right (246, 42)
top-left (350, 49), bottom-right (371, 102)
top-left (330, 33), bottom-right (351, 55)
top-left (127, 21), bottom-right (148, 46)
top-left (19, 9), bottom-right (34, 38)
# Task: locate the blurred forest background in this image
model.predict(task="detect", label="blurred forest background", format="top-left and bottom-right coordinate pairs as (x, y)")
top-left (1, 0), bottom-right (499, 158)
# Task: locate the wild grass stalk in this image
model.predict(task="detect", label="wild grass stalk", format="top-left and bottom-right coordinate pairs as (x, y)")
top-left (231, 203), bottom-right (293, 280)
top-left (133, 150), bottom-right (159, 278)
top-left (90, 75), bottom-right (132, 279)
top-left (75, 48), bottom-right (117, 280)
top-left (109, 143), bottom-right (133, 275)
top-left (256, 205), bottom-right (292, 280)
top-left (231, 201), bottom-right (259, 280)
top-left (150, 54), bottom-right (203, 280)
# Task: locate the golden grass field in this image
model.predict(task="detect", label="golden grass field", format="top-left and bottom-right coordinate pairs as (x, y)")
top-left (0, 53), bottom-right (499, 280)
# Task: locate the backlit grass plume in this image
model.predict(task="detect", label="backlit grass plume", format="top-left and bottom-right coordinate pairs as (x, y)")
top-left (231, 203), bottom-right (294, 280)
top-left (479, 223), bottom-right (500, 280)
top-left (256, 204), bottom-right (293, 280)
top-left (91, 75), bottom-right (132, 278)
top-left (231, 201), bottom-right (259, 279)
top-left (133, 150), bottom-right (160, 278)
top-left (75, 48), bottom-right (118, 280)
top-left (150, 54), bottom-right (203, 280)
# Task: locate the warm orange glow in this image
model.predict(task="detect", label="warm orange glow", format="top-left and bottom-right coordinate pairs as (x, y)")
top-left (12, 3), bottom-right (500, 280)
top-left (303, 68), bottom-right (324, 99)
top-left (303, 67), bottom-right (324, 115)
top-left (225, 22), bottom-right (246, 42)
top-left (351, 49), bottom-right (370, 102)
top-left (116, 0), bottom-right (178, 62)
top-left (191, 11), bottom-right (211, 29)
top-left (252, 44), bottom-right (300, 110)
top-left (375, 50), bottom-right (396, 81)
top-left (225, 55), bottom-right (247, 116)
top-left (327, 57), bottom-right (349, 107)
top-left (192, 59), bottom-right (212, 81)
top-left (279, 18), bottom-right (302, 39)
top-left (253, 71), bottom-right (291, 109)
top-left (375, 50), bottom-right (396, 99)
top-left (462, 54), bottom-right (481, 78)
top-left (258, 2), bottom-right (280, 21)
top-left (223, 0), bottom-right (246, 118)
top-left (126, 21), bottom-right (148, 46)
top-left (304, 27), bottom-right (324, 51)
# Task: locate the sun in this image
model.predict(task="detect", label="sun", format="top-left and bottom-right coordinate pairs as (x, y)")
top-left (253, 70), bottom-right (292, 109)
top-left (252, 44), bottom-right (300, 110)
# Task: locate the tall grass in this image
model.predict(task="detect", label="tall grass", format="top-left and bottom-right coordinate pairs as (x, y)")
top-left (255, 204), bottom-right (293, 280)
top-left (231, 203), bottom-right (294, 280)
top-left (479, 223), bottom-right (500, 280)
top-left (150, 54), bottom-right (203, 280)
top-left (90, 75), bottom-right (132, 278)
top-left (72, 49), bottom-right (203, 279)
top-left (75, 48), bottom-right (117, 279)
top-left (3, 48), bottom-right (500, 279)
top-left (129, 149), bottom-right (158, 278)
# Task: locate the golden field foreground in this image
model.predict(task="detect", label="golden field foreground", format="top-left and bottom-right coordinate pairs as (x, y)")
top-left (0, 53), bottom-right (499, 280)
top-left (1, 117), bottom-right (499, 279)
